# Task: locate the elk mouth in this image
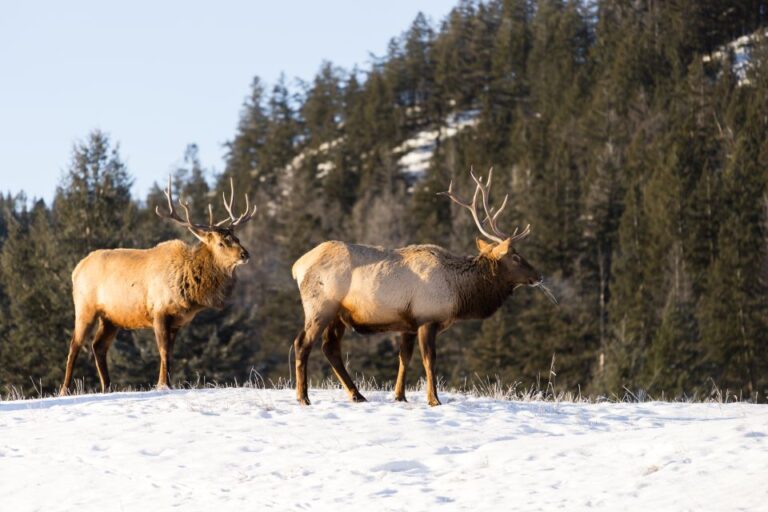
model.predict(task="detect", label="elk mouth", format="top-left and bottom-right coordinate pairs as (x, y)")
top-left (532, 279), bottom-right (558, 305)
top-left (229, 257), bottom-right (249, 271)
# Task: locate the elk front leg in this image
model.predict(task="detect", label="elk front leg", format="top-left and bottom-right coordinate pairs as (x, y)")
top-left (417, 323), bottom-right (441, 406)
top-left (153, 315), bottom-right (174, 389)
top-left (321, 319), bottom-right (366, 403)
top-left (394, 332), bottom-right (416, 402)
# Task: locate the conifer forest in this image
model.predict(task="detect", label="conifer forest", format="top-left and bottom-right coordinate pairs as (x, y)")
top-left (1, 0), bottom-right (767, 401)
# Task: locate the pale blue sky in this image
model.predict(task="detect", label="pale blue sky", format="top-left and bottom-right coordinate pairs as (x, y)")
top-left (0, 1), bottom-right (456, 203)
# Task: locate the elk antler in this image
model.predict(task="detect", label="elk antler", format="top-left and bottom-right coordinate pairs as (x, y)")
top-left (155, 175), bottom-right (257, 234)
top-left (439, 167), bottom-right (530, 244)
top-left (218, 177), bottom-right (257, 229)
top-left (155, 174), bottom-right (218, 234)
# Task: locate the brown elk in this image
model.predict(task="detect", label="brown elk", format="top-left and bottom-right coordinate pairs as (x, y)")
top-left (291, 168), bottom-right (556, 406)
top-left (59, 176), bottom-right (256, 395)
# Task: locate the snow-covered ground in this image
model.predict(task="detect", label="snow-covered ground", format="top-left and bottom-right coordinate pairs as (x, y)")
top-left (1, 388), bottom-right (766, 511)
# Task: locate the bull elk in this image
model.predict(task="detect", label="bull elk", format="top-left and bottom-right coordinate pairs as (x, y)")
top-left (59, 176), bottom-right (256, 395)
top-left (291, 168), bottom-right (556, 406)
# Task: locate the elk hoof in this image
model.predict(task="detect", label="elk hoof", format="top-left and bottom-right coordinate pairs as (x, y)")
top-left (428, 397), bottom-right (442, 407)
top-left (394, 394), bottom-right (407, 402)
top-left (351, 393), bottom-right (367, 403)
top-left (58, 388), bottom-right (68, 397)
top-left (298, 397), bottom-right (311, 406)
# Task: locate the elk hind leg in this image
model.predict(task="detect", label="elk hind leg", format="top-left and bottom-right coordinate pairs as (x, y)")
top-left (394, 332), bottom-right (416, 402)
top-left (418, 323), bottom-right (441, 406)
top-left (91, 318), bottom-right (118, 393)
top-left (60, 308), bottom-right (97, 396)
top-left (322, 318), bottom-right (365, 403)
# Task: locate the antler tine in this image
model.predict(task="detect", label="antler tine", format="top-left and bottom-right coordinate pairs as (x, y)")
top-left (510, 223), bottom-right (531, 243)
top-left (230, 193), bottom-right (257, 227)
top-left (177, 198), bottom-right (195, 225)
top-left (239, 194), bottom-right (250, 224)
top-left (159, 174), bottom-right (171, 214)
top-left (491, 194), bottom-right (509, 224)
top-left (155, 174), bottom-right (173, 218)
top-left (437, 180), bottom-right (470, 209)
top-left (220, 177), bottom-right (236, 221)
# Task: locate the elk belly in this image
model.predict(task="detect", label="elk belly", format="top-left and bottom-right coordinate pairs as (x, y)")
top-left (339, 295), bottom-right (408, 332)
top-left (95, 281), bottom-right (152, 329)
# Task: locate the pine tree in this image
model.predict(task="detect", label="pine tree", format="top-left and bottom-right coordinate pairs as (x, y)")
top-left (1, 200), bottom-right (72, 392)
top-left (224, 77), bottom-right (269, 196)
top-left (697, 74), bottom-right (768, 399)
top-left (54, 131), bottom-right (134, 256)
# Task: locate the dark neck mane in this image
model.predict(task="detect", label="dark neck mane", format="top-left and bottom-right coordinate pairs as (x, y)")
top-left (450, 254), bottom-right (513, 320)
top-left (178, 245), bottom-right (235, 308)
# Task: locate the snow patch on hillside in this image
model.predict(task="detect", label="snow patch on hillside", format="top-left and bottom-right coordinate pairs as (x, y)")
top-left (316, 160), bottom-right (336, 179)
top-left (394, 110), bottom-right (480, 179)
top-left (704, 29), bottom-right (768, 85)
top-left (1, 388), bottom-right (767, 511)
top-left (272, 109), bottom-right (479, 191)
top-left (289, 138), bottom-right (343, 175)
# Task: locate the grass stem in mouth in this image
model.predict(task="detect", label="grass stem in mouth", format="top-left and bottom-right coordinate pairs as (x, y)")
top-left (536, 282), bottom-right (558, 305)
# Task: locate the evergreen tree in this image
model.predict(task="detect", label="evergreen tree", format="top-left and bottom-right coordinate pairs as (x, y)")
top-left (1, 201), bottom-right (71, 392)
top-left (53, 131), bottom-right (134, 264)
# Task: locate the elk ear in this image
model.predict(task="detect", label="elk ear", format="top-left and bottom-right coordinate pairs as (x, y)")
top-left (187, 226), bottom-right (207, 243)
top-left (476, 238), bottom-right (494, 254)
top-left (491, 238), bottom-right (512, 258)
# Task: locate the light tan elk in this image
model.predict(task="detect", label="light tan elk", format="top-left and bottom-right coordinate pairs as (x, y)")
top-left (291, 168), bottom-right (556, 406)
top-left (59, 176), bottom-right (256, 395)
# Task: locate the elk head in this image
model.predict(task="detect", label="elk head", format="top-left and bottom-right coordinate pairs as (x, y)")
top-left (440, 167), bottom-right (557, 304)
top-left (155, 175), bottom-right (256, 271)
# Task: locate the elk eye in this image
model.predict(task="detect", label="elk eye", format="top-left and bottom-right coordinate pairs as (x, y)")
top-left (218, 242), bottom-right (224, 248)
top-left (511, 254), bottom-right (521, 264)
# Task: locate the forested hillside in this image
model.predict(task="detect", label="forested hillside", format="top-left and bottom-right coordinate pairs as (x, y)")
top-left (2, 0), bottom-right (766, 400)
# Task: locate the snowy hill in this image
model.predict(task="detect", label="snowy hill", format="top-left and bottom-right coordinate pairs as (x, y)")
top-left (277, 109), bottom-right (480, 191)
top-left (704, 29), bottom-right (768, 85)
top-left (393, 110), bottom-right (480, 180)
top-left (2, 388), bottom-right (767, 511)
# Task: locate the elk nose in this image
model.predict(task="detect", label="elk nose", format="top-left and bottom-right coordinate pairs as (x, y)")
top-left (240, 250), bottom-right (249, 261)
